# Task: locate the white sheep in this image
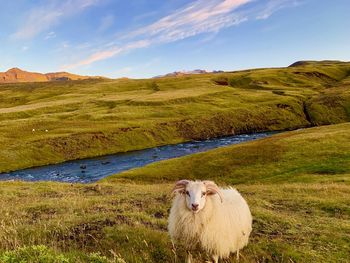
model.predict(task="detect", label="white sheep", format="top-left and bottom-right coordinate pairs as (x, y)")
top-left (168, 180), bottom-right (252, 263)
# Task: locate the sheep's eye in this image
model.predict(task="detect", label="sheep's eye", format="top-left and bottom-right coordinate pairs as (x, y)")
top-left (185, 191), bottom-right (190, 196)
top-left (201, 192), bottom-right (206, 197)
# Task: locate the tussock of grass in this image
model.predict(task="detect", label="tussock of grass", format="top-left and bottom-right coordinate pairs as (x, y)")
top-left (0, 123), bottom-right (349, 262)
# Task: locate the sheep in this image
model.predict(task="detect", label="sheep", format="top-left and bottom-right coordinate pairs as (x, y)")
top-left (168, 180), bottom-right (252, 263)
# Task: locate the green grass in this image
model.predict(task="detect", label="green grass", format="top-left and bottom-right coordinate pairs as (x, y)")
top-left (0, 61), bottom-right (350, 262)
top-left (107, 123), bottom-right (350, 185)
top-left (1, 61), bottom-right (350, 173)
top-left (0, 123), bottom-right (349, 262)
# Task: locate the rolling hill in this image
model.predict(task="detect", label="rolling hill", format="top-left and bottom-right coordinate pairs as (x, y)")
top-left (0, 60), bottom-right (349, 173)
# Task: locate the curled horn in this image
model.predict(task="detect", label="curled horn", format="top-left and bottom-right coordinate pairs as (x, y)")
top-left (203, 180), bottom-right (223, 203)
top-left (172, 179), bottom-right (190, 194)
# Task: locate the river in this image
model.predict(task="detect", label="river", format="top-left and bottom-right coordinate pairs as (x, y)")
top-left (0, 132), bottom-right (275, 183)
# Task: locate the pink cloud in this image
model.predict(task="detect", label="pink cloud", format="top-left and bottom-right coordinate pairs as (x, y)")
top-left (61, 40), bottom-right (150, 70)
top-left (64, 0), bottom-right (250, 69)
top-left (62, 0), bottom-right (298, 70)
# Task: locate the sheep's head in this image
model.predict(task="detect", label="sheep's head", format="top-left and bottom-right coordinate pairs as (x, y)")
top-left (173, 180), bottom-right (223, 213)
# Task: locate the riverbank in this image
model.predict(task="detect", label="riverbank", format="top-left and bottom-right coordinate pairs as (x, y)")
top-left (0, 132), bottom-right (272, 183)
top-left (0, 123), bottom-right (349, 262)
top-left (1, 61), bottom-right (349, 173)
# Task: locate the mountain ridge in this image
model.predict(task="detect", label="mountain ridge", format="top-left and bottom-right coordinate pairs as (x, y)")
top-left (153, 69), bottom-right (224, 78)
top-left (0, 67), bottom-right (104, 83)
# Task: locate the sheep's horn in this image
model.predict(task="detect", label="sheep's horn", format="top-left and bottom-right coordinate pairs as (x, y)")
top-left (203, 180), bottom-right (223, 203)
top-left (172, 179), bottom-right (190, 194)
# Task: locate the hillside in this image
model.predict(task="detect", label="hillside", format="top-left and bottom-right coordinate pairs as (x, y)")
top-left (0, 68), bottom-right (99, 83)
top-left (0, 61), bottom-right (349, 173)
top-left (0, 123), bottom-right (349, 262)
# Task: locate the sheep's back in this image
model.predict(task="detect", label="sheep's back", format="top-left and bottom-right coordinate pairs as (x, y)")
top-left (200, 188), bottom-right (252, 258)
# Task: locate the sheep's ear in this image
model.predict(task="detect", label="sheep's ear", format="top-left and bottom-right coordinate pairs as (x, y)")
top-left (203, 181), bottom-right (223, 203)
top-left (172, 179), bottom-right (190, 194)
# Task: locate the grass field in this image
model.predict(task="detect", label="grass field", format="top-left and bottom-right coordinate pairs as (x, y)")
top-left (0, 123), bottom-right (349, 262)
top-left (0, 61), bottom-right (349, 262)
top-left (1, 61), bottom-right (350, 173)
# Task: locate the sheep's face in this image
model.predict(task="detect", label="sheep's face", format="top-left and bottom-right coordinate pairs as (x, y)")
top-left (173, 180), bottom-right (223, 214)
top-left (184, 181), bottom-right (207, 213)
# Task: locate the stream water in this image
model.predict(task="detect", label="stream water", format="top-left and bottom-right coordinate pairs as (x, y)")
top-left (0, 132), bottom-right (275, 183)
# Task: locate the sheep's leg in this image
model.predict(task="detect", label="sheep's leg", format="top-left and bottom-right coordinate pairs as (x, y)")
top-left (212, 255), bottom-right (219, 263)
top-left (236, 249), bottom-right (240, 262)
top-left (186, 251), bottom-right (192, 263)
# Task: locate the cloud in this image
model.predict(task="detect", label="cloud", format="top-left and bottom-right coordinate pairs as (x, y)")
top-left (63, 0), bottom-right (250, 70)
top-left (61, 40), bottom-right (150, 70)
top-left (99, 14), bottom-right (115, 32)
top-left (64, 48), bottom-right (123, 69)
top-left (256, 0), bottom-right (301, 20)
top-left (133, 11), bottom-right (159, 22)
top-left (127, 0), bottom-right (250, 42)
top-left (45, 31), bottom-right (57, 40)
top-left (12, 0), bottom-right (101, 40)
top-left (63, 0), bottom-right (298, 70)
top-left (62, 41), bottom-right (70, 48)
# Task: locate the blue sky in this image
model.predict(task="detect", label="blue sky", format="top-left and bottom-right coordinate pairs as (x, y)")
top-left (0, 0), bottom-right (349, 78)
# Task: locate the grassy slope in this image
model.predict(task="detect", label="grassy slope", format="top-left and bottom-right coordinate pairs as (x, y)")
top-left (1, 61), bottom-right (350, 173)
top-left (0, 123), bottom-right (349, 262)
top-left (107, 123), bottom-right (350, 185)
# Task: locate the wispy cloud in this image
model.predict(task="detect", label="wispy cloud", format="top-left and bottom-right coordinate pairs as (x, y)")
top-left (45, 31), bottom-right (57, 40)
top-left (256, 0), bottom-right (301, 20)
top-left (12, 0), bottom-right (101, 40)
top-left (62, 40), bottom-right (150, 69)
top-left (98, 14), bottom-right (115, 32)
top-left (62, 41), bottom-right (70, 48)
top-left (127, 0), bottom-right (250, 43)
top-left (62, 0), bottom-right (250, 70)
top-left (63, 0), bottom-right (298, 70)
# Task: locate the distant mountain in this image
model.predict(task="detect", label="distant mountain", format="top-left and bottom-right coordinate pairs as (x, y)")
top-left (154, 69), bottom-right (212, 78)
top-left (0, 68), bottom-right (103, 83)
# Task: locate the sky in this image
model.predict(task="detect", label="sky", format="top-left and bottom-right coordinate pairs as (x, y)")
top-left (0, 0), bottom-right (349, 78)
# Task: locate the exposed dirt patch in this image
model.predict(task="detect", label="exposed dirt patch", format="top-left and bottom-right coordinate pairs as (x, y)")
top-left (212, 76), bottom-right (229, 86)
top-left (25, 205), bottom-right (58, 222)
top-left (44, 132), bottom-right (111, 159)
top-left (293, 71), bottom-right (336, 82)
top-left (277, 103), bottom-right (292, 110)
